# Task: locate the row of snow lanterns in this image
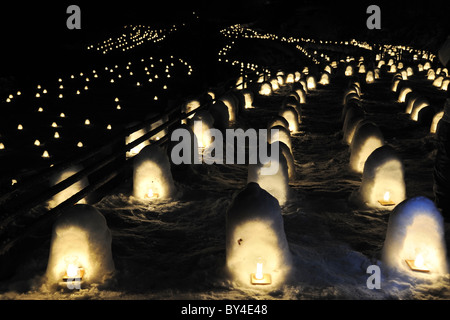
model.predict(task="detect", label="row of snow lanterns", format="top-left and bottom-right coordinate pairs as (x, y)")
top-left (241, 68), bottom-right (330, 285)
top-left (220, 24), bottom-right (279, 41)
top-left (1, 54), bottom-right (193, 159)
top-left (131, 70), bottom-right (310, 286)
top-left (342, 80), bottom-right (405, 207)
top-left (386, 60), bottom-right (448, 275)
top-left (342, 78), bottom-right (447, 277)
top-left (87, 24), bottom-right (181, 54)
top-left (258, 67), bottom-right (320, 97)
top-left (392, 63), bottom-right (447, 132)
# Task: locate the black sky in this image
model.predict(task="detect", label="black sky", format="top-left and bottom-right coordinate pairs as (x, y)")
top-left (0, 1), bottom-right (448, 78)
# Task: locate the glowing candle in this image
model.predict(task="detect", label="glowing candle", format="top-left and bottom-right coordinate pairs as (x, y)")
top-left (250, 258), bottom-right (272, 285)
top-left (255, 262), bottom-right (264, 280)
top-left (406, 253), bottom-right (430, 273)
top-left (66, 263), bottom-right (79, 278)
top-left (378, 191), bottom-right (395, 206)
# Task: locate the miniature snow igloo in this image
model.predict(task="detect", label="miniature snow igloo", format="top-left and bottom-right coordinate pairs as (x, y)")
top-left (133, 144), bottom-right (177, 200)
top-left (259, 82), bottom-right (272, 96)
top-left (46, 204), bottom-right (115, 287)
top-left (349, 145), bottom-right (406, 210)
top-left (349, 121), bottom-right (385, 173)
top-left (226, 183), bottom-right (293, 287)
top-left (381, 197), bottom-right (448, 277)
top-left (47, 165), bottom-right (88, 209)
top-left (190, 109), bottom-right (215, 149)
top-left (247, 145), bottom-right (290, 206)
top-left (279, 107), bottom-right (300, 133)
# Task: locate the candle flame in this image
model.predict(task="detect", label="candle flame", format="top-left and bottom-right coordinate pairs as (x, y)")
top-left (383, 191), bottom-right (390, 202)
top-left (66, 263), bottom-right (79, 278)
top-left (415, 253), bottom-right (425, 269)
top-left (255, 262), bottom-right (264, 280)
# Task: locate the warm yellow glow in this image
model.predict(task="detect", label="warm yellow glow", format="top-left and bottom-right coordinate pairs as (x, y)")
top-left (77, 142), bottom-right (83, 148)
top-left (107, 124), bottom-right (112, 130)
top-left (415, 253), bottom-right (425, 269)
top-left (38, 107), bottom-right (44, 112)
top-left (384, 191), bottom-right (390, 202)
top-left (145, 188), bottom-right (159, 199)
top-left (34, 140), bottom-right (40, 146)
top-left (17, 124), bottom-right (23, 130)
top-left (0, 143), bottom-right (4, 150)
top-left (255, 262), bottom-right (264, 280)
top-left (259, 83), bottom-right (272, 96)
top-left (42, 150), bottom-right (50, 158)
top-left (345, 65), bottom-right (353, 76)
top-left (66, 263), bottom-right (79, 278)
top-left (85, 119), bottom-right (90, 125)
top-left (54, 132), bottom-right (60, 139)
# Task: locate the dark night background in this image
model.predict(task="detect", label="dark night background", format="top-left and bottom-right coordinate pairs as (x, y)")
top-left (0, 1), bottom-right (448, 79)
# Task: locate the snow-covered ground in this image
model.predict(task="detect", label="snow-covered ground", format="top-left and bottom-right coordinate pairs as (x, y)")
top-left (1, 58), bottom-right (449, 300)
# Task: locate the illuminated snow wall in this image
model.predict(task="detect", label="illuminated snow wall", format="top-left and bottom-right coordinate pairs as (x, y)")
top-left (46, 204), bottom-right (114, 286)
top-left (226, 182), bottom-right (293, 287)
top-left (381, 197), bottom-right (448, 277)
